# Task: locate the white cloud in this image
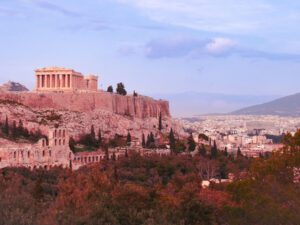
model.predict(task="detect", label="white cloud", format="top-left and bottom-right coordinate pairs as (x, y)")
top-left (117, 0), bottom-right (283, 34)
top-left (205, 38), bottom-right (237, 55)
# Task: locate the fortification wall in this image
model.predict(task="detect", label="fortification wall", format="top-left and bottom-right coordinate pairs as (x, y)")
top-left (0, 91), bottom-right (170, 119)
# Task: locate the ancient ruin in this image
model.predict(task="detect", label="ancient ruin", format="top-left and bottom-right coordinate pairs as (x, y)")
top-left (35, 67), bottom-right (98, 92)
top-left (0, 67), bottom-right (178, 171)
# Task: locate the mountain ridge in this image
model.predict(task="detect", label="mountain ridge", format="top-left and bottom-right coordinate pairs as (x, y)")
top-left (232, 92), bottom-right (300, 116)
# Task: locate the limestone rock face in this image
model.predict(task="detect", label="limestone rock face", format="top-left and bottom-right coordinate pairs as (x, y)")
top-left (0, 81), bottom-right (29, 92)
top-left (0, 92), bottom-right (170, 119)
top-left (0, 100), bottom-right (185, 140)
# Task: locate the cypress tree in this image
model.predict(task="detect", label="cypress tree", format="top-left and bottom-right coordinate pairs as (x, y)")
top-left (127, 132), bottom-right (132, 146)
top-left (17, 119), bottom-right (24, 137)
top-left (11, 120), bottom-right (17, 139)
top-left (97, 129), bottom-right (102, 147)
top-left (69, 137), bottom-right (76, 152)
top-left (237, 147), bottom-right (242, 157)
top-left (211, 140), bottom-right (218, 159)
top-left (224, 147), bottom-right (228, 157)
top-left (169, 128), bottom-right (176, 151)
top-left (158, 112), bottom-right (163, 131)
top-left (3, 115), bottom-right (9, 136)
top-left (142, 133), bottom-right (146, 148)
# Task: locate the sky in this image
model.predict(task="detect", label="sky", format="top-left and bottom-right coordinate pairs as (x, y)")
top-left (1, 0), bottom-right (300, 112)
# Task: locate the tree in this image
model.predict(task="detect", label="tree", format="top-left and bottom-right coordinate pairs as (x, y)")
top-left (142, 133), bottom-right (146, 148)
top-left (169, 128), bottom-right (176, 151)
top-left (224, 147), bottom-right (228, 157)
top-left (237, 147), bottom-right (242, 157)
top-left (188, 133), bottom-right (196, 152)
top-left (97, 129), bottom-right (102, 147)
top-left (17, 119), bottom-right (24, 137)
top-left (2, 115), bottom-right (9, 136)
top-left (69, 137), bottom-right (76, 152)
top-left (158, 112), bottom-right (163, 131)
top-left (11, 120), bottom-right (17, 139)
top-left (146, 132), bottom-right (156, 148)
top-left (116, 82), bottom-right (127, 96)
top-left (219, 159), bottom-right (228, 179)
top-left (211, 140), bottom-right (218, 159)
top-left (107, 85), bottom-right (113, 93)
top-left (126, 132), bottom-right (132, 146)
top-left (91, 125), bottom-right (95, 140)
top-left (112, 152), bottom-right (116, 161)
top-left (199, 144), bottom-right (207, 157)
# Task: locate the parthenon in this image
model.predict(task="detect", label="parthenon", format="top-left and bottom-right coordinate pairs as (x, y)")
top-left (35, 67), bottom-right (98, 92)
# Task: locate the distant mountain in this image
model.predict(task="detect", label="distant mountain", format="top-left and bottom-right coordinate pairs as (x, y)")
top-left (232, 93), bottom-right (300, 116)
top-left (0, 81), bottom-right (29, 92)
top-left (150, 92), bottom-right (279, 117)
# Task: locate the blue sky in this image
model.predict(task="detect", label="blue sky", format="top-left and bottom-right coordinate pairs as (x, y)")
top-left (1, 0), bottom-right (300, 98)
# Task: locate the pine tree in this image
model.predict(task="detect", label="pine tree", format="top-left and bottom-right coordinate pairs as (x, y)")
top-left (142, 133), bottom-right (146, 148)
top-left (158, 112), bottom-right (163, 131)
top-left (169, 128), bottom-right (176, 151)
top-left (127, 132), bottom-right (132, 146)
top-left (116, 82), bottom-right (127, 96)
top-left (187, 133), bottom-right (196, 152)
top-left (107, 85), bottom-right (113, 93)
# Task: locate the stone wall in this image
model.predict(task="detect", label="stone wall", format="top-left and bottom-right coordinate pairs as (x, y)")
top-left (0, 91), bottom-right (170, 119)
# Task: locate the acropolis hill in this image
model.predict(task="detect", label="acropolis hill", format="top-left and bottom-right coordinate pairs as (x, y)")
top-left (0, 67), bottom-right (185, 170)
top-left (0, 67), bottom-right (170, 119)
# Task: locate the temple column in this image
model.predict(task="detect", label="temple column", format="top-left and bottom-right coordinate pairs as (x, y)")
top-left (70, 75), bottom-right (73, 89)
top-left (41, 75), bottom-right (44, 88)
top-left (36, 75), bottom-right (39, 89)
top-left (47, 75), bottom-right (50, 88)
top-left (50, 74), bottom-right (53, 88)
top-left (54, 75), bottom-right (56, 88)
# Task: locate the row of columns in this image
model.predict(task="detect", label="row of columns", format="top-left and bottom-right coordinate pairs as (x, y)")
top-left (37, 74), bottom-right (73, 89)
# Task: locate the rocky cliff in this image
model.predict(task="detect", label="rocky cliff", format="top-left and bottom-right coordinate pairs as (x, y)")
top-left (0, 91), bottom-right (170, 119)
